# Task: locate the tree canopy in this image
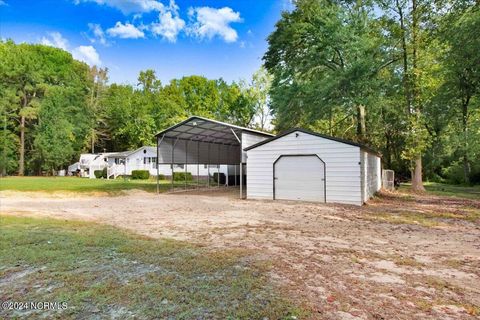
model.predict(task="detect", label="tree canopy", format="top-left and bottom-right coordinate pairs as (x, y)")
top-left (1, 1), bottom-right (479, 186)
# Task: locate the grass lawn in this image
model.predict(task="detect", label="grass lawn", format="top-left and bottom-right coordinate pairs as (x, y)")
top-left (400, 182), bottom-right (480, 200)
top-left (0, 176), bottom-right (211, 194)
top-left (0, 216), bottom-right (304, 319)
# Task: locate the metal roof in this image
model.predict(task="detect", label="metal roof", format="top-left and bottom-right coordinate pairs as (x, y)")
top-left (155, 116), bottom-right (274, 145)
top-left (244, 128), bottom-right (381, 156)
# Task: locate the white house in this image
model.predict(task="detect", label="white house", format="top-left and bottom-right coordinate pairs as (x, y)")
top-left (68, 146), bottom-right (231, 180)
top-left (244, 128), bottom-right (382, 205)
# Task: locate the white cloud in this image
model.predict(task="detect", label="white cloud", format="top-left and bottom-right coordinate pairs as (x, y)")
top-left (0, 1), bottom-right (7, 6)
top-left (150, 9), bottom-right (185, 42)
top-left (87, 23), bottom-right (107, 45)
top-left (40, 31), bottom-right (101, 66)
top-left (188, 7), bottom-right (242, 43)
top-left (40, 32), bottom-right (69, 50)
top-left (74, 0), bottom-right (164, 15)
top-left (107, 21), bottom-right (145, 39)
top-left (72, 45), bottom-right (101, 66)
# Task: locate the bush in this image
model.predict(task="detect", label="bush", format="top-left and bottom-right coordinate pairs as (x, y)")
top-left (131, 170), bottom-right (150, 180)
top-left (173, 172), bottom-right (192, 181)
top-left (157, 174), bottom-right (165, 180)
top-left (94, 167), bottom-right (107, 179)
top-left (442, 162), bottom-right (465, 184)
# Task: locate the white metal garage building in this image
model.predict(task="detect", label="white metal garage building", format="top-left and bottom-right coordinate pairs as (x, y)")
top-left (244, 128), bottom-right (382, 206)
top-left (156, 117), bottom-right (381, 206)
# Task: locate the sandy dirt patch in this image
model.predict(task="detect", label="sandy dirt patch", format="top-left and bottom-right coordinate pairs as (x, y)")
top-left (1, 188), bottom-right (479, 319)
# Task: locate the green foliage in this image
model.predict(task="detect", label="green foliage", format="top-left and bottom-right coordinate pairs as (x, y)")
top-left (264, 0), bottom-right (480, 185)
top-left (0, 40), bottom-right (92, 175)
top-left (0, 40), bottom-right (271, 176)
top-left (173, 171), bottom-right (193, 181)
top-left (131, 170), bottom-right (150, 180)
top-left (94, 168), bottom-right (107, 179)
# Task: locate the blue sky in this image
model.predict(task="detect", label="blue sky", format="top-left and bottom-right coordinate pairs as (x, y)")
top-left (0, 0), bottom-right (292, 85)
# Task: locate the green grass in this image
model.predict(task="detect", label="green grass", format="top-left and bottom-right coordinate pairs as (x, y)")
top-left (0, 176), bottom-right (211, 194)
top-left (400, 182), bottom-right (480, 200)
top-left (0, 216), bottom-right (304, 319)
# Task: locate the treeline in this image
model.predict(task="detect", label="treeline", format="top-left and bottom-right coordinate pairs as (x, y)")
top-left (1, 0), bottom-right (479, 186)
top-left (0, 40), bottom-right (271, 175)
top-left (264, 0), bottom-right (480, 187)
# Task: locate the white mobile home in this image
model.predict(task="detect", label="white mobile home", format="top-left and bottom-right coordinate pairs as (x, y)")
top-left (244, 128), bottom-right (381, 205)
top-left (106, 146), bottom-right (231, 179)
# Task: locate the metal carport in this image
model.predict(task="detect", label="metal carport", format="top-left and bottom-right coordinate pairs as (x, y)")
top-left (155, 116), bottom-right (273, 198)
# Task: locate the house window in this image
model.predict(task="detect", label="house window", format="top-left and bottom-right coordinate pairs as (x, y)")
top-left (143, 157), bottom-right (157, 164)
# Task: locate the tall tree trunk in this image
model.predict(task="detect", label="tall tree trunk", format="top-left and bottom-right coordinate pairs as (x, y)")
top-left (410, 0), bottom-right (425, 192)
top-left (412, 157), bottom-right (424, 192)
top-left (462, 97), bottom-right (470, 183)
top-left (356, 104), bottom-right (366, 142)
top-left (18, 115), bottom-right (25, 176)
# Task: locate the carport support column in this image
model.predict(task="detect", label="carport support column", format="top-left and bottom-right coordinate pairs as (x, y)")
top-left (185, 140), bottom-right (188, 190)
top-left (156, 134), bottom-right (164, 194)
top-left (197, 141), bottom-right (200, 189)
top-left (207, 143), bottom-right (210, 188)
top-left (239, 162), bottom-right (243, 199)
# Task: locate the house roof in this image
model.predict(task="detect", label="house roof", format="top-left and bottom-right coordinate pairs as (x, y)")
top-left (107, 146), bottom-right (156, 158)
top-left (155, 116), bottom-right (274, 145)
top-left (244, 128), bottom-right (381, 156)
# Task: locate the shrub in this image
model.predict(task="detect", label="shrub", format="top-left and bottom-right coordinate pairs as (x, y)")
top-left (157, 174), bottom-right (165, 180)
top-left (173, 172), bottom-right (192, 181)
top-left (94, 167), bottom-right (107, 179)
top-left (442, 162), bottom-right (465, 184)
top-left (131, 170), bottom-right (150, 180)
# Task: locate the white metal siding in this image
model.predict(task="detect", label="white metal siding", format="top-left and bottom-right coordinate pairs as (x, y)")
top-left (241, 132), bottom-right (270, 163)
top-left (246, 131), bottom-right (363, 205)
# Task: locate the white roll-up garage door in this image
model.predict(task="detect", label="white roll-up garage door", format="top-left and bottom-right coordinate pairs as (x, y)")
top-left (274, 155), bottom-right (325, 202)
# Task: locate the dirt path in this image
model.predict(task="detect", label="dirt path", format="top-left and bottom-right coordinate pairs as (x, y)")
top-left (1, 189), bottom-right (479, 319)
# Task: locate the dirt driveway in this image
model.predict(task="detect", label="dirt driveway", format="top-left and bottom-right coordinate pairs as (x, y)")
top-left (1, 188), bottom-right (479, 319)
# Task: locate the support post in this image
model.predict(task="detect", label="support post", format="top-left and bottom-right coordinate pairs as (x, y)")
top-left (234, 164), bottom-right (237, 186)
top-left (171, 139), bottom-right (174, 192)
top-left (156, 134), bottom-right (165, 194)
top-left (239, 162), bottom-right (243, 199)
top-left (217, 144), bottom-right (220, 188)
top-left (185, 140), bottom-right (188, 190)
top-left (197, 140), bottom-right (200, 189)
top-left (207, 143), bottom-right (210, 188)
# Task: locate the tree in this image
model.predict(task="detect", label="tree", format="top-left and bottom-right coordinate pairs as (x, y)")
top-left (264, 0), bottom-right (394, 142)
top-left (440, 5), bottom-right (480, 183)
top-left (250, 67), bottom-right (273, 130)
top-left (33, 87), bottom-right (75, 173)
top-left (86, 66), bottom-right (109, 153)
top-left (0, 40), bottom-right (93, 175)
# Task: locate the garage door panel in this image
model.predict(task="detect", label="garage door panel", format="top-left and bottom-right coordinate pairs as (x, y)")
top-left (274, 155), bottom-right (325, 202)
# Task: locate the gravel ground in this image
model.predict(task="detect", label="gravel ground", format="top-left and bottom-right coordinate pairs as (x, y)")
top-left (1, 188), bottom-right (479, 319)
